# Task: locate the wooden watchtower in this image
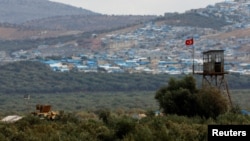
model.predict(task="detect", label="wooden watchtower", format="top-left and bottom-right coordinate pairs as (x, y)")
top-left (196, 50), bottom-right (232, 106)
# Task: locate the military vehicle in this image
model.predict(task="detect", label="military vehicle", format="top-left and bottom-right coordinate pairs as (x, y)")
top-left (31, 104), bottom-right (60, 120)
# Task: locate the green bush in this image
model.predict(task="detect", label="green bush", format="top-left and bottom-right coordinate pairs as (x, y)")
top-left (196, 87), bottom-right (229, 118)
top-left (0, 110), bottom-right (250, 141)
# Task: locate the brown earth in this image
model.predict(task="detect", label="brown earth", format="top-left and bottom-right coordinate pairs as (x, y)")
top-left (214, 27), bottom-right (250, 39)
top-left (0, 27), bottom-right (82, 40)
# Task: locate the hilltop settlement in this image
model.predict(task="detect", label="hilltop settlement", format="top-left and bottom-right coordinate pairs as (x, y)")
top-left (0, 0), bottom-right (250, 75)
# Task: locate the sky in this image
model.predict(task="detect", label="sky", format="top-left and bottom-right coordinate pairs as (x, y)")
top-left (50, 0), bottom-right (226, 16)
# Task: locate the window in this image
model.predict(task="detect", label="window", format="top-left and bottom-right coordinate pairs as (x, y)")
top-left (215, 54), bottom-right (221, 62)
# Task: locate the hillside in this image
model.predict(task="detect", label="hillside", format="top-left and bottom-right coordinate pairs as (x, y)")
top-left (213, 27), bottom-right (250, 39)
top-left (0, 15), bottom-right (156, 40)
top-left (0, 12), bottom-right (230, 40)
top-left (206, 27), bottom-right (250, 52)
top-left (0, 0), bottom-right (98, 24)
top-left (22, 15), bottom-right (156, 31)
top-left (0, 61), bottom-right (248, 94)
top-left (0, 1), bottom-right (235, 41)
top-left (159, 12), bottom-right (230, 30)
top-left (0, 61), bottom-right (170, 94)
top-left (0, 24), bottom-right (82, 40)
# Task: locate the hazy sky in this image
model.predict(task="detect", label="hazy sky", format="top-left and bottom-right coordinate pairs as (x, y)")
top-left (50, 0), bottom-right (225, 15)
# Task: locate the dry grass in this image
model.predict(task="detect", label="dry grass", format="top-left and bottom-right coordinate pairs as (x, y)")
top-left (0, 27), bottom-right (81, 40)
top-left (213, 27), bottom-right (250, 39)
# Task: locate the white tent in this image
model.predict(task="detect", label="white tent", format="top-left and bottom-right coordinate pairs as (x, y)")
top-left (1, 115), bottom-right (23, 123)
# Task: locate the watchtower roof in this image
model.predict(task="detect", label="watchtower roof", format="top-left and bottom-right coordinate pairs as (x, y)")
top-left (203, 50), bottom-right (224, 54)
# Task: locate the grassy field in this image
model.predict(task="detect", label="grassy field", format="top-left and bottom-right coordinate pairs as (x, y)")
top-left (230, 89), bottom-right (250, 110)
top-left (0, 89), bottom-right (249, 116)
top-left (0, 91), bottom-right (158, 115)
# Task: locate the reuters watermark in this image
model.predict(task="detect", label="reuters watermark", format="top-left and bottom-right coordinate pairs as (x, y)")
top-left (208, 125), bottom-right (250, 140)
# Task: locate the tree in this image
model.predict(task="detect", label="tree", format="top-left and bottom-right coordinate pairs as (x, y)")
top-left (196, 87), bottom-right (229, 118)
top-left (155, 75), bottom-right (199, 117)
top-left (155, 75), bottom-right (229, 118)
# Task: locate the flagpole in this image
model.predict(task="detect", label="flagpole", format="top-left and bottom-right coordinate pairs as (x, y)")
top-left (185, 37), bottom-right (194, 74)
top-left (192, 44), bottom-right (194, 75)
top-left (192, 37), bottom-right (195, 75)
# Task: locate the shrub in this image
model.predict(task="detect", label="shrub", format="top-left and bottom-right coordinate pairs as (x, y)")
top-left (196, 87), bottom-right (229, 118)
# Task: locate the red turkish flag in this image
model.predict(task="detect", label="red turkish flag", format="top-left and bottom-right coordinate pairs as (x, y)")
top-left (185, 38), bottom-right (194, 46)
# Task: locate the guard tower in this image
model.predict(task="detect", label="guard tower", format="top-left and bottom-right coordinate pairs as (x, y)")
top-left (196, 50), bottom-right (232, 106)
